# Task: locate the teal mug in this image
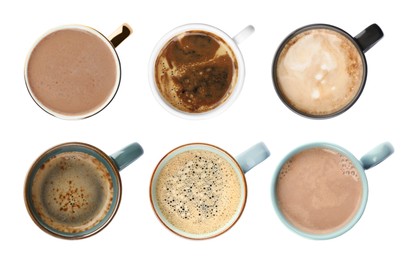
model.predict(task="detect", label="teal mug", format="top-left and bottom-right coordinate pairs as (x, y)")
top-left (150, 142), bottom-right (270, 239)
top-left (272, 142), bottom-right (394, 239)
top-left (24, 142), bottom-right (143, 239)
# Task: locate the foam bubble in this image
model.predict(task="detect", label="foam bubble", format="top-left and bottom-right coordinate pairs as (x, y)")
top-left (311, 89), bottom-right (320, 99)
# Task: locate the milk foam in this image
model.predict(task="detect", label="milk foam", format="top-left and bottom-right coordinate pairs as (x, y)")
top-left (155, 149), bottom-right (242, 235)
top-left (276, 28), bottom-right (364, 116)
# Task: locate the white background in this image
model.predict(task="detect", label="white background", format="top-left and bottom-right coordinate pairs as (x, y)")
top-left (1, 0), bottom-right (409, 259)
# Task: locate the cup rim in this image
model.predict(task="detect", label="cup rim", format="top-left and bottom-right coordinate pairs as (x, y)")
top-left (24, 142), bottom-right (122, 239)
top-left (24, 24), bottom-right (122, 120)
top-left (271, 142), bottom-right (369, 240)
top-left (148, 23), bottom-right (246, 120)
top-left (149, 142), bottom-right (248, 239)
top-left (272, 23), bottom-right (368, 119)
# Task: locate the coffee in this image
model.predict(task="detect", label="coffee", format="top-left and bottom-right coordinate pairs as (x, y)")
top-left (276, 147), bottom-right (363, 234)
top-left (155, 149), bottom-right (242, 235)
top-left (154, 30), bottom-right (238, 113)
top-left (30, 151), bottom-right (114, 233)
top-left (275, 28), bottom-right (364, 116)
top-left (26, 28), bottom-right (118, 117)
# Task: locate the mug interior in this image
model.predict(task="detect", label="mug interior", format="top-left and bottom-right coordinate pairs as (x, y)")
top-left (24, 25), bottom-right (121, 120)
top-left (150, 143), bottom-right (247, 239)
top-left (272, 24), bottom-right (368, 119)
top-left (148, 24), bottom-right (245, 119)
top-left (272, 143), bottom-right (369, 239)
top-left (24, 143), bottom-right (122, 239)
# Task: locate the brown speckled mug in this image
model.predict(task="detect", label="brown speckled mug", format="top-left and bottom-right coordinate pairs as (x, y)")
top-left (24, 142), bottom-right (143, 239)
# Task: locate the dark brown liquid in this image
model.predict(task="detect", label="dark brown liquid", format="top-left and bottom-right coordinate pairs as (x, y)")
top-left (155, 30), bottom-right (238, 113)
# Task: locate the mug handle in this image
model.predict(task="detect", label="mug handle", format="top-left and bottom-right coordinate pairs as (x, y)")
top-left (233, 25), bottom-right (255, 45)
top-left (108, 23), bottom-right (133, 48)
top-left (360, 142), bottom-right (394, 170)
top-left (354, 24), bottom-right (384, 53)
top-left (110, 142), bottom-right (144, 171)
top-left (236, 142), bottom-right (270, 174)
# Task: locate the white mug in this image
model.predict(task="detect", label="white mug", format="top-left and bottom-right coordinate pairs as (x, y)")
top-left (149, 23), bottom-right (254, 119)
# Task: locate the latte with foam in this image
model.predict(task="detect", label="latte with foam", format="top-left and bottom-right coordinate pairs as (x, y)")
top-left (275, 28), bottom-right (364, 116)
top-left (154, 30), bottom-right (238, 113)
top-left (155, 149), bottom-right (243, 235)
top-left (276, 147), bottom-right (363, 235)
top-left (29, 151), bottom-right (114, 233)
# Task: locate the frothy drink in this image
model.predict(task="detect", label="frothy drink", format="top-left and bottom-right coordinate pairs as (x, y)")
top-left (30, 151), bottom-right (114, 233)
top-left (26, 28), bottom-right (118, 117)
top-left (155, 30), bottom-right (238, 113)
top-left (275, 28), bottom-right (364, 116)
top-left (276, 147), bottom-right (363, 234)
top-left (155, 149), bottom-right (242, 235)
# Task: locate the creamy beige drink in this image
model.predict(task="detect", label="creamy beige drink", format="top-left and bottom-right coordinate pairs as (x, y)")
top-left (275, 28), bottom-right (364, 116)
top-left (155, 149), bottom-right (242, 235)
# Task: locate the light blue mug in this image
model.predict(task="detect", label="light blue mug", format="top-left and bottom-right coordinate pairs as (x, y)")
top-left (272, 142), bottom-right (394, 240)
top-left (24, 142), bottom-right (143, 239)
top-left (150, 142), bottom-right (270, 239)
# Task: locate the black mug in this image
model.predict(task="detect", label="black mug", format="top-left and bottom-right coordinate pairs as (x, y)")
top-left (272, 24), bottom-right (383, 119)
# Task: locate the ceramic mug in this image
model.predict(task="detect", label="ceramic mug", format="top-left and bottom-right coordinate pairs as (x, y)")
top-left (150, 142), bottom-right (270, 239)
top-left (24, 142), bottom-right (143, 239)
top-left (272, 23), bottom-right (384, 118)
top-left (272, 142), bottom-right (394, 239)
top-left (149, 23), bottom-right (254, 119)
top-left (25, 24), bottom-right (132, 119)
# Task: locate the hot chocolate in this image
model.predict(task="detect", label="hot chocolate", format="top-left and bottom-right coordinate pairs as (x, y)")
top-left (276, 147), bottom-right (363, 234)
top-left (26, 27), bottom-right (119, 118)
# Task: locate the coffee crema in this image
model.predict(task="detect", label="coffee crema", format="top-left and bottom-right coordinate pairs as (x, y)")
top-left (26, 28), bottom-right (118, 118)
top-left (30, 151), bottom-right (114, 233)
top-left (275, 28), bottom-right (364, 116)
top-left (155, 149), bottom-right (243, 235)
top-left (276, 147), bottom-right (363, 235)
top-left (154, 30), bottom-right (238, 113)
